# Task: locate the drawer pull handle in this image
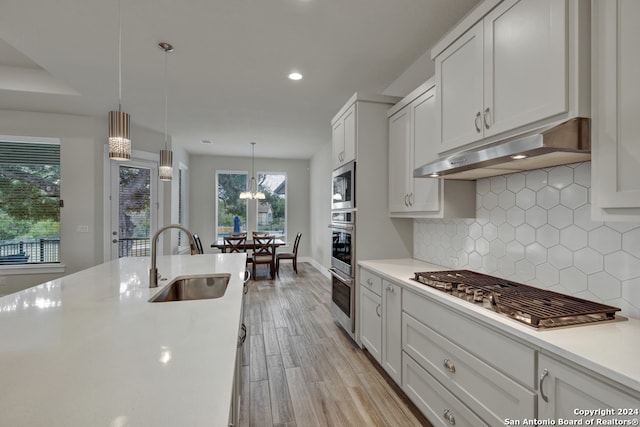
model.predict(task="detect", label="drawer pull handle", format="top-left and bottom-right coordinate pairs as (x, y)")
top-left (474, 112), bottom-right (482, 133)
top-left (539, 368), bottom-right (549, 402)
top-left (239, 323), bottom-right (247, 346)
top-left (376, 303), bottom-right (381, 317)
top-left (443, 358), bottom-right (456, 373)
top-left (443, 409), bottom-right (456, 425)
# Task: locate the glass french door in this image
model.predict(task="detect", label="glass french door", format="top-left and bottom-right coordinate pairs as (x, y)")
top-left (108, 159), bottom-right (158, 260)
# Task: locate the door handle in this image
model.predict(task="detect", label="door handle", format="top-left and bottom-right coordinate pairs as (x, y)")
top-left (484, 107), bottom-right (491, 129)
top-left (376, 303), bottom-right (381, 317)
top-left (475, 112), bottom-right (482, 133)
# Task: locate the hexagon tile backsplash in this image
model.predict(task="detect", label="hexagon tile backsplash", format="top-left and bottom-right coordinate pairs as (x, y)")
top-left (413, 162), bottom-right (640, 319)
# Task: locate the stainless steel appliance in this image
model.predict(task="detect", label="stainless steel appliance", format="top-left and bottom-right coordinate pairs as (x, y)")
top-left (414, 118), bottom-right (591, 180)
top-left (329, 210), bottom-right (355, 337)
top-left (332, 161), bottom-right (355, 210)
top-left (413, 270), bottom-right (621, 328)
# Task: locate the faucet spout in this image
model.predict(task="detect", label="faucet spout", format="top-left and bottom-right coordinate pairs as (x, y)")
top-left (149, 224), bottom-right (199, 288)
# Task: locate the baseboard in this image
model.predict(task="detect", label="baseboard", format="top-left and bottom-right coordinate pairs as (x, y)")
top-left (301, 257), bottom-right (330, 279)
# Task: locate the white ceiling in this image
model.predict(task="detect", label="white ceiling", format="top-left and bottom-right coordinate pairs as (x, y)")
top-left (0, 0), bottom-right (479, 159)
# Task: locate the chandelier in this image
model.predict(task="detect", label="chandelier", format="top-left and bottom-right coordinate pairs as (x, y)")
top-left (239, 142), bottom-right (266, 200)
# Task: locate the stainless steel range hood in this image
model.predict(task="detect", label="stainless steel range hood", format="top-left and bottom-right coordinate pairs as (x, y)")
top-left (414, 118), bottom-right (590, 180)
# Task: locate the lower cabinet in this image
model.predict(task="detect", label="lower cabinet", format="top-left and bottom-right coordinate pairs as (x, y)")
top-left (381, 280), bottom-right (402, 384)
top-left (538, 353), bottom-right (640, 422)
top-left (403, 354), bottom-right (488, 427)
top-left (360, 285), bottom-right (382, 363)
top-left (358, 266), bottom-right (640, 426)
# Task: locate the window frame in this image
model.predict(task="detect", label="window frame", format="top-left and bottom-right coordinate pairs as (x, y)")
top-left (215, 170), bottom-right (249, 240)
top-left (0, 135), bottom-right (65, 274)
top-left (255, 170), bottom-right (288, 243)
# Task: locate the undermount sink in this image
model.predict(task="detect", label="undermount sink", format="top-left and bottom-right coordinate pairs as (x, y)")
top-left (149, 274), bottom-right (231, 302)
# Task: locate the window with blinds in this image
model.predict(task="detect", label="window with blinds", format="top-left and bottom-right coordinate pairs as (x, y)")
top-left (0, 139), bottom-right (61, 265)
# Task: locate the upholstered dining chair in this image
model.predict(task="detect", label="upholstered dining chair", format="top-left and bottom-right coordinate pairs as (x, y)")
top-left (276, 232), bottom-right (302, 275)
top-left (252, 235), bottom-right (276, 279)
top-left (192, 233), bottom-right (204, 254)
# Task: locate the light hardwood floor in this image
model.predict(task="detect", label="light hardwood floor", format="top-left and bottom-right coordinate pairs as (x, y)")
top-left (238, 262), bottom-right (432, 427)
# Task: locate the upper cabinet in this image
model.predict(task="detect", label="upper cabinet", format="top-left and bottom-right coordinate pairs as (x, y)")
top-left (433, 0), bottom-right (590, 154)
top-left (331, 93), bottom-right (399, 170)
top-left (591, 0), bottom-right (640, 221)
top-left (388, 80), bottom-right (475, 218)
top-left (332, 104), bottom-right (356, 169)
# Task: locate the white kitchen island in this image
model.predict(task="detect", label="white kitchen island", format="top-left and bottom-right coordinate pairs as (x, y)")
top-left (0, 253), bottom-right (247, 427)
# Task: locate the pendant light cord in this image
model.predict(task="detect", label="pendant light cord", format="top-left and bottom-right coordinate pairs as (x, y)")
top-left (164, 48), bottom-right (168, 149)
top-left (118, 0), bottom-right (122, 110)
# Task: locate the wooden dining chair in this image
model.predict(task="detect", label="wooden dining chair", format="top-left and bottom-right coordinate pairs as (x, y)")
top-left (192, 233), bottom-right (204, 254)
top-left (276, 232), bottom-right (301, 275)
top-left (223, 235), bottom-right (247, 254)
top-left (252, 231), bottom-right (269, 238)
top-left (252, 235), bottom-right (276, 279)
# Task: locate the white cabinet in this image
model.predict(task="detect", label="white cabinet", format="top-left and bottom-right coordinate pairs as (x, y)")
top-left (361, 269), bottom-right (403, 383)
top-left (381, 280), bottom-right (402, 384)
top-left (332, 104), bottom-right (356, 169)
top-left (402, 289), bottom-right (536, 426)
top-left (591, 0), bottom-right (640, 220)
top-left (538, 353), bottom-right (640, 422)
top-left (388, 79), bottom-right (475, 218)
top-left (434, 0), bottom-right (588, 154)
top-left (360, 285), bottom-right (382, 363)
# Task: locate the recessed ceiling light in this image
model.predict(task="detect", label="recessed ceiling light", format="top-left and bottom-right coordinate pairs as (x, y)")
top-left (201, 140), bottom-right (212, 144)
top-left (288, 72), bottom-right (303, 81)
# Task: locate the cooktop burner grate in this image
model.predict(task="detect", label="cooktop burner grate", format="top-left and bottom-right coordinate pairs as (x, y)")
top-left (413, 270), bottom-right (621, 328)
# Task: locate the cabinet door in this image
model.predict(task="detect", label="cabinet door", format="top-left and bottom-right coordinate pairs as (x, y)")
top-left (435, 20), bottom-right (484, 153)
top-left (388, 107), bottom-right (411, 213)
top-left (411, 86), bottom-right (441, 213)
top-left (360, 286), bottom-right (382, 363)
top-left (484, 0), bottom-right (567, 136)
top-left (332, 117), bottom-right (345, 169)
top-left (538, 353), bottom-right (640, 421)
top-left (342, 104), bottom-right (356, 165)
top-left (382, 281), bottom-right (402, 384)
top-left (592, 0), bottom-right (640, 219)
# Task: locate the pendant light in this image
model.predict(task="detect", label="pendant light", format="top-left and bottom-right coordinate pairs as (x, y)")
top-left (158, 42), bottom-right (174, 181)
top-left (108, 0), bottom-right (131, 161)
top-left (239, 142), bottom-right (266, 200)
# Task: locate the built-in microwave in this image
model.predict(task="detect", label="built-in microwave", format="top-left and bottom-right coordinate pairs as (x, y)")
top-left (332, 161), bottom-right (355, 210)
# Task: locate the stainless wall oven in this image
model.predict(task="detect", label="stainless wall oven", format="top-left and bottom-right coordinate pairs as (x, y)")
top-left (332, 161), bottom-right (355, 210)
top-left (329, 210), bottom-right (355, 337)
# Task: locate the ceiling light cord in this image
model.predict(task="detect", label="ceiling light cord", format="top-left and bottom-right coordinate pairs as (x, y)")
top-left (118, 0), bottom-right (122, 108)
top-left (164, 46), bottom-right (168, 149)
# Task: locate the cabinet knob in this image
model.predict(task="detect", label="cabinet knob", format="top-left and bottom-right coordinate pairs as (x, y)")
top-left (483, 107), bottom-right (491, 129)
top-left (443, 358), bottom-right (456, 373)
top-left (475, 112), bottom-right (482, 133)
top-left (443, 409), bottom-right (456, 425)
top-left (367, 278), bottom-right (373, 285)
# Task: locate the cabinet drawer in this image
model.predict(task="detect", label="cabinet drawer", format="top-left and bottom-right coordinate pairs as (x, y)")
top-left (403, 313), bottom-right (536, 425)
top-left (403, 289), bottom-right (535, 387)
top-left (403, 353), bottom-right (488, 427)
top-left (360, 269), bottom-right (382, 296)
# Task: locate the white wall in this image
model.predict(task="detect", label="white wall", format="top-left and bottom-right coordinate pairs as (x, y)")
top-left (188, 154), bottom-right (310, 257)
top-left (309, 142), bottom-right (332, 275)
top-left (0, 109), bottom-right (168, 295)
top-left (414, 162), bottom-right (640, 319)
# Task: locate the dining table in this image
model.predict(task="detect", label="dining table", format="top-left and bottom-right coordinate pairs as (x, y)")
top-left (211, 237), bottom-right (286, 252)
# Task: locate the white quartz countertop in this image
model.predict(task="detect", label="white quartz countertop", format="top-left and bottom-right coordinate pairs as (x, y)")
top-left (359, 258), bottom-right (640, 394)
top-left (0, 254), bottom-right (247, 427)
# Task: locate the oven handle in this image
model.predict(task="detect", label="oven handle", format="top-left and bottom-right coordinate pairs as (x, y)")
top-left (329, 268), bottom-right (354, 285)
top-left (328, 223), bottom-right (354, 231)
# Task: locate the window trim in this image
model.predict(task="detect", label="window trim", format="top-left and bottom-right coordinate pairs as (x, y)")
top-left (256, 170), bottom-right (288, 243)
top-left (215, 170), bottom-right (248, 240)
top-left (0, 135), bottom-right (64, 275)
